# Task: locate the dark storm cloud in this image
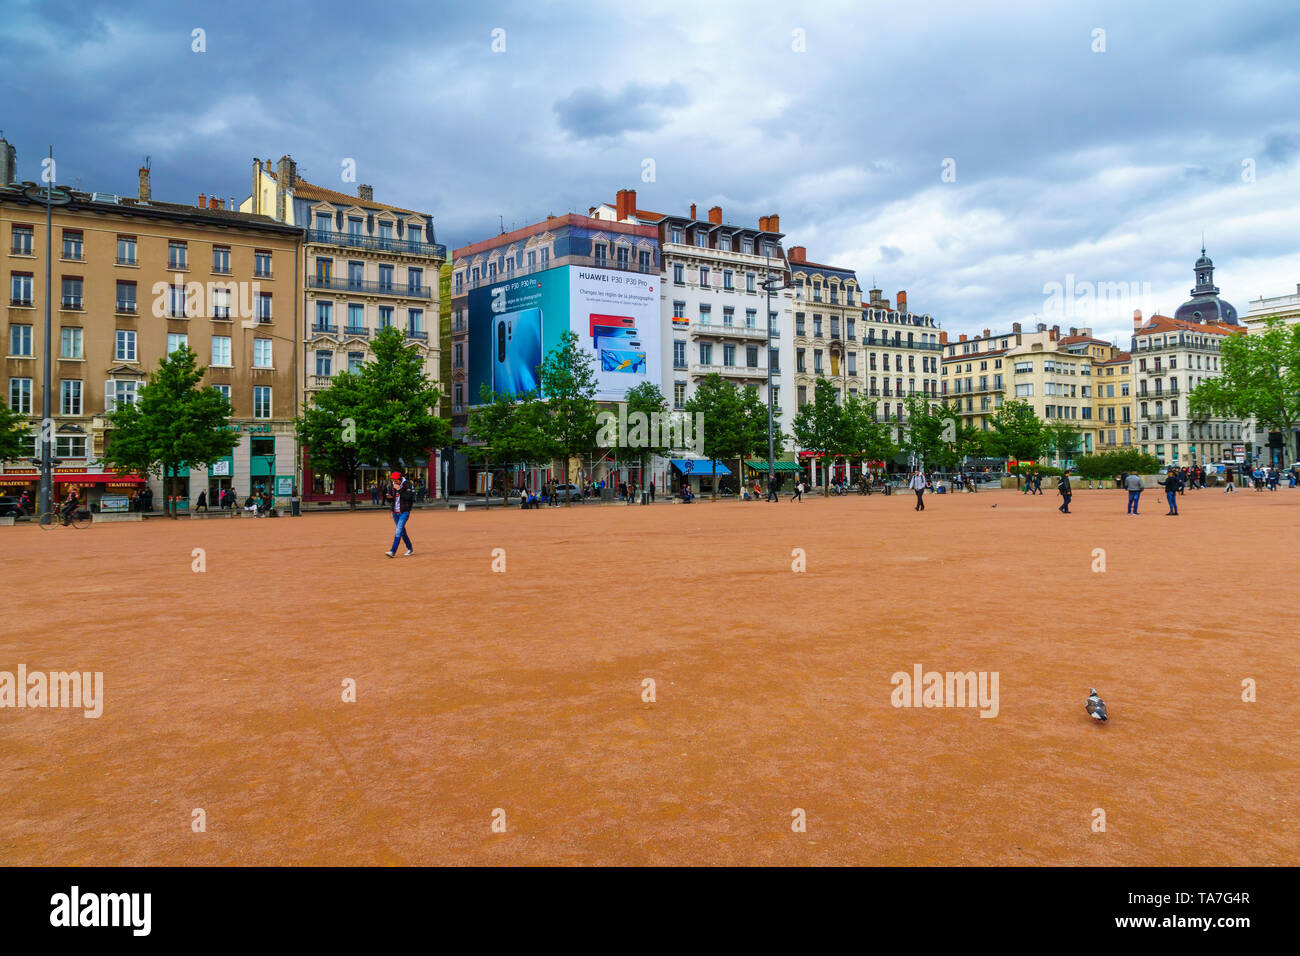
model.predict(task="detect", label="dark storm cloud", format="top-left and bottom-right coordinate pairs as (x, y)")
top-left (2, 0), bottom-right (1298, 338)
top-left (553, 82), bottom-right (688, 141)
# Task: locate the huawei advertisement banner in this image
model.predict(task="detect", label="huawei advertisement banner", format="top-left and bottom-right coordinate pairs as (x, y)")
top-left (468, 264), bottom-right (660, 403)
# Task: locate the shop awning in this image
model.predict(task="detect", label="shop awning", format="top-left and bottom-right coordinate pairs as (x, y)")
top-left (745, 460), bottom-right (801, 472)
top-left (670, 459), bottom-right (731, 476)
top-left (52, 473), bottom-right (146, 484)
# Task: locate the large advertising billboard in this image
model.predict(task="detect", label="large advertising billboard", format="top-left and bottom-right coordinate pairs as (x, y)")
top-left (468, 264), bottom-right (660, 404)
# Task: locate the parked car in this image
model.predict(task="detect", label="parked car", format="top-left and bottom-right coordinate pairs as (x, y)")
top-left (0, 495), bottom-right (24, 517)
top-left (552, 483), bottom-right (584, 502)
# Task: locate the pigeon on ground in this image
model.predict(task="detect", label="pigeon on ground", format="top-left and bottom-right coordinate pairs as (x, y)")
top-left (992, 503), bottom-right (997, 508)
top-left (1086, 688), bottom-right (1108, 722)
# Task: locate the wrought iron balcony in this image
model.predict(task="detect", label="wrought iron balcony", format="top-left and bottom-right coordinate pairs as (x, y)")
top-left (310, 323), bottom-right (338, 335)
top-left (406, 329), bottom-right (428, 341)
top-left (307, 228), bottom-right (446, 259)
top-left (307, 275), bottom-right (433, 300)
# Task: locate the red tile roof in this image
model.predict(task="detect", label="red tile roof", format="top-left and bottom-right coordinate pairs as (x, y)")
top-left (1136, 313), bottom-right (1242, 336)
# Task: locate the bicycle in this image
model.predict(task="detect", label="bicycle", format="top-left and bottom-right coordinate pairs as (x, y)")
top-left (38, 507), bottom-right (92, 530)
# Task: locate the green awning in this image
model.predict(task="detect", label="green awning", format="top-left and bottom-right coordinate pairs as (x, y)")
top-left (745, 460), bottom-right (801, 472)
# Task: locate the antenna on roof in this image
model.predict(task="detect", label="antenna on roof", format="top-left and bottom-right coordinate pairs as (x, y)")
top-left (143, 155), bottom-right (151, 170)
top-left (499, 215), bottom-right (504, 234)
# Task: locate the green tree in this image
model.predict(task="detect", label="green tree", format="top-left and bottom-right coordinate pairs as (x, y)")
top-left (538, 331), bottom-right (600, 502)
top-left (899, 395), bottom-right (949, 468)
top-left (839, 393), bottom-right (896, 476)
top-left (683, 373), bottom-right (747, 499)
top-left (296, 370), bottom-right (366, 510)
top-left (0, 402), bottom-right (28, 463)
top-left (985, 399), bottom-right (1046, 487)
top-left (737, 384), bottom-right (781, 486)
top-left (1043, 420), bottom-right (1083, 466)
top-left (465, 385), bottom-right (554, 508)
top-left (1190, 318), bottom-right (1300, 463)
top-left (622, 381), bottom-right (671, 491)
top-left (791, 378), bottom-right (843, 494)
top-left (101, 346), bottom-right (239, 518)
top-left (1074, 448), bottom-right (1161, 481)
top-left (354, 325), bottom-right (450, 475)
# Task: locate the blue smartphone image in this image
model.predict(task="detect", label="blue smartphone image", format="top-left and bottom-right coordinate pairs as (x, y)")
top-left (592, 326), bottom-right (641, 350)
top-left (601, 349), bottom-right (646, 374)
top-left (492, 308), bottom-right (542, 395)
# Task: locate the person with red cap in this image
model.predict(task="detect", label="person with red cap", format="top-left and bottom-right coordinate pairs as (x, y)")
top-left (385, 469), bottom-right (414, 557)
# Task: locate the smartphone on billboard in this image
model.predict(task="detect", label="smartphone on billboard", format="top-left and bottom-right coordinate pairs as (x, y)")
top-left (600, 349), bottom-right (647, 374)
top-left (492, 308), bottom-right (542, 395)
top-left (591, 326), bottom-right (641, 351)
top-left (589, 313), bottom-right (636, 337)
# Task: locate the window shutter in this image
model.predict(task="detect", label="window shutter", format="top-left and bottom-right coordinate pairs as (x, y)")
top-left (105, 379), bottom-right (116, 413)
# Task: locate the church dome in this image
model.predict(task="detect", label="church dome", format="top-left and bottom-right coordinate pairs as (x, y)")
top-left (1175, 246), bottom-right (1238, 325)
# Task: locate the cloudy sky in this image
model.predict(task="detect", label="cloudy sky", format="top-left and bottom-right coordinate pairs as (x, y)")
top-left (4, 0), bottom-right (1299, 343)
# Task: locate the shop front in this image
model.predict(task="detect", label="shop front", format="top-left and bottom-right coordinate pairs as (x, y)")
top-left (1, 469), bottom-right (148, 511)
top-left (305, 452), bottom-right (437, 504)
top-left (669, 458), bottom-right (730, 495)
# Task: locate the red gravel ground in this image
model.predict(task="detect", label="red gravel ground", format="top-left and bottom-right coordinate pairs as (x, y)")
top-left (0, 486), bottom-right (1295, 865)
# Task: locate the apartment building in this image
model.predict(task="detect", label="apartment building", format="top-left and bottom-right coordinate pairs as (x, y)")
top-left (861, 288), bottom-right (943, 442)
top-left (2, 152), bottom-right (301, 509)
top-left (1131, 310), bottom-right (1243, 466)
top-left (1092, 349), bottom-right (1134, 451)
top-left (787, 247), bottom-right (861, 405)
top-left (1244, 281), bottom-right (1300, 466)
top-left (242, 155), bottom-right (445, 500)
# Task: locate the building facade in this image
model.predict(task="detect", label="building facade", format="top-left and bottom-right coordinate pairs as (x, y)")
top-left (2, 152), bottom-right (301, 510)
top-left (1243, 281), bottom-right (1300, 465)
top-left (242, 155), bottom-right (445, 500)
top-left (1092, 349), bottom-right (1134, 451)
top-left (787, 247), bottom-right (860, 406)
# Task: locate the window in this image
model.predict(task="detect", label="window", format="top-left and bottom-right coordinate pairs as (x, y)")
top-left (638, 250), bottom-right (651, 272)
top-left (61, 276), bottom-right (83, 309)
top-left (377, 264), bottom-right (394, 290)
top-left (848, 353), bottom-right (857, 375)
top-left (695, 231), bottom-right (708, 248)
top-left (797, 385), bottom-right (807, 407)
top-left (210, 284), bottom-right (231, 319)
top-left (747, 346), bottom-right (760, 368)
top-left (408, 308), bottom-right (423, 334)
top-left (616, 246), bottom-right (629, 269)
top-left (167, 332), bottom-right (188, 356)
top-left (699, 267), bottom-right (710, 287)
top-left (9, 377), bottom-right (32, 413)
top-left (11, 225), bottom-right (33, 255)
top-left (699, 305), bottom-right (711, 326)
top-left (719, 235), bottom-right (732, 252)
top-left (116, 280), bottom-right (137, 314)
top-left (60, 379), bottom-right (82, 415)
top-left (315, 301), bottom-right (334, 331)
top-left (746, 273), bottom-right (756, 293)
top-left (168, 241), bottom-right (187, 269)
top-left (723, 307), bottom-right (734, 327)
top-left (212, 246), bottom-right (231, 274)
top-left (796, 348), bottom-right (806, 373)
top-left (116, 235), bottom-right (136, 265)
top-left (379, 306), bottom-right (394, 329)
top-left (673, 340), bottom-right (687, 368)
top-left (253, 386), bottom-right (272, 419)
top-left (670, 227), bottom-right (683, 244)
top-left (771, 384), bottom-right (781, 407)
top-left (745, 309), bottom-right (757, 329)
top-left (115, 329), bottom-right (136, 361)
top-left (167, 283), bottom-right (187, 318)
top-left (60, 327), bottom-right (83, 359)
top-left (254, 250), bottom-right (272, 277)
top-left (540, 248), bottom-right (549, 268)
top-left (813, 350), bottom-right (824, 374)
top-left (10, 324), bottom-right (33, 356)
top-left (253, 338), bottom-right (272, 368)
top-left (673, 263), bottom-right (684, 284)
top-left (62, 230), bottom-right (84, 260)
top-left (211, 336), bottom-right (232, 366)
top-left (593, 244), bottom-right (607, 266)
top-left (723, 270), bottom-right (734, 290)
top-left (211, 383), bottom-right (231, 404)
top-left (813, 316), bottom-right (823, 337)
top-left (723, 344), bottom-right (736, 367)
top-left (409, 266), bottom-right (425, 292)
top-left (453, 343), bottom-right (464, 369)
top-left (56, 436), bottom-right (87, 458)
top-left (347, 303), bottom-right (364, 331)
top-left (455, 271), bottom-right (464, 292)
top-left (742, 238), bottom-right (754, 254)
top-left (348, 351), bottom-right (364, 373)
top-left (348, 261), bottom-right (364, 289)
top-left (673, 382), bottom-right (686, 410)
top-left (315, 350), bottom-right (333, 376)
top-left (315, 212), bottom-right (333, 233)
top-left (107, 379), bottom-right (139, 412)
top-left (256, 293), bottom-right (272, 322)
top-left (1015, 383), bottom-right (1034, 397)
top-left (699, 342), bottom-right (713, 365)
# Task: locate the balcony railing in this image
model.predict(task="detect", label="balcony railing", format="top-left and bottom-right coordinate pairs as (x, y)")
top-left (343, 325), bottom-right (369, 338)
top-left (61, 296), bottom-right (83, 310)
top-left (310, 323), bottom-right (338, 335)
top-left (9, 294), bottom-right (33, 307)
top-left (116, 301), bottom-right (137, 314)
top-left (115, 256), bottom-right (136, 266)
top-left (692, 323), bottom-right (769, 340)
top-left (307, 275), bottom-right (433, 300)
top-left (307, 228), bottom-right (446, 259)
top-left (406, 329), bottom-right (428, 341)
top-left (307, 375), bottom-right (333, 389)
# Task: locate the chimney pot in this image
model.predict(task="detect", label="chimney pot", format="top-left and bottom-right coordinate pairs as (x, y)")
top-left (1037, 322), bottom-right (1047, 332)
top-left (788, 246), bottom-right (806, 262)
top-left (983, 328), bottom-right (991, 338)
top-left (767, 214), bottom-right (780, 232)
top-left (690, 203), bottom-right (697, 220)
top-left (357, 184), bottom-right (373, 202)
top-left (708, 205), bottom-right (722, 225)
top-left (138, 165), bottom-right (151, 201)
top-left (198, 192), bottom-right (206, 208)
top-left (1012, 321), bottom-right (1021, 333)
top-left (959, 334), bottom-right (968, 342)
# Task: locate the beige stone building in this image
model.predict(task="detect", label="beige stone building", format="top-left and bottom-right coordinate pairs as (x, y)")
top-left (2, 150), bottom-right (301, 510)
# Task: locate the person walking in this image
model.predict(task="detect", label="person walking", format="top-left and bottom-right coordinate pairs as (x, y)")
top-left (1057, 468), bottom-right (1073, 513)
top-left (385, 470), bottom-right (414, 558)
top-left (649, 480), bottom-right (655, 503)
top-left (767, 474), bottom-right (779, 503)
top-left (1224, 466), bottom-right (1236, 494)
top-left (1159, 468), bottom-right (1181, 515)
top-left (1032, 470), bottom-right (1043, 495)
top-left (195, 489), bottom-right (208, 513)
top-left (790, 477), bottom-right (804, 502)
top-left (1124, 471), bottom-right (1144, 514)
top-left (909, 469), bottom-right (927, 511)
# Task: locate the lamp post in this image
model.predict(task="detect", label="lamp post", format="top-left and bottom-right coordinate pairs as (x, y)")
top-left (759, 253), bottom-right (790, 486)
top-left (21, 153), bottom-right (74, 518)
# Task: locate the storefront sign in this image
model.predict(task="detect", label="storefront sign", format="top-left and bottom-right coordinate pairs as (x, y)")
top-left (210, 460), bottom-right (231, 476)
top-left (100, 495), bottom-right (130, 513)
top-left (275, 476), bottom-right (293, 496)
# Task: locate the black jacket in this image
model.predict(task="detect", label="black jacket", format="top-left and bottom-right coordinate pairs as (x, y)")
top-left (393, 480), bottom-right (414, 514)
top-left (1058, 474), bottom-right (1072, 494)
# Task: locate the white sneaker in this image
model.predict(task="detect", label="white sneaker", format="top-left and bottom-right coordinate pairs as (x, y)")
top-left (404, 549), bottom-right (413, 556)
top-left (384, 551), bottom-right (395, 558)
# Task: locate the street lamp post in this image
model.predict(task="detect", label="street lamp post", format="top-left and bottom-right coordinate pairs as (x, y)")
top-left (760, 253), bottom-right (790, 487)
top-left (21, 152), bottom-right (73, 517)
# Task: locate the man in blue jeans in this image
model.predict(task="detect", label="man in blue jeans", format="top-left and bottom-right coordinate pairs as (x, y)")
top-left (1159, 468), bottom-right (1182, 515)
top-left (1124, 472), bottom-right (1144, 514)
top-left (385, 470), bottom-right (414, 557)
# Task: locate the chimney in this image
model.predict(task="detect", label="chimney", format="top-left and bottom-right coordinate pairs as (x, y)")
top-left (358, 184), bottom-right (373, 202)
top-left (0, 135), bottom-right (15, 185)
top-left (939, 331), bottom-right (949, 344)
top-left (615, 188), bottom-right (636, 221)
top-left (787, 246), bottom-right (806, 263)
top-left (983, 328), bottom-right (991, 339)
top-left (1012, 321), bottom-right (1022, 334)
top-left (138, 163), bottom-right (151, 201)
top-left (1049, 325), bottom-right (1059, 341)
top-left (1069, 326), bottom-right (1078, 337)
top-left (897, 291), bottom-right (908, 313)
top-left (758, 215), bottom-right (769, 231)
top-left (198, 192), bottom-right (207, 208)
top-left (767, 214), bottom-right (780, 232)
top-left (869, 288), bottom-right (882, 306)
top-left (690, 203), bottom-right (697, 220)
top-left (959, 334), bottom-right (968, 342)
top-left (1037, 322), bottom-right (1047, 333)
top-left (210, 197), bottom-right (223, 210)
top-left (1133, 309), bottom-right (1143, 329)
top-left (708, 205), bottom-right (722, 225)
top-left (276, 155), bottom-right (297, 188)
